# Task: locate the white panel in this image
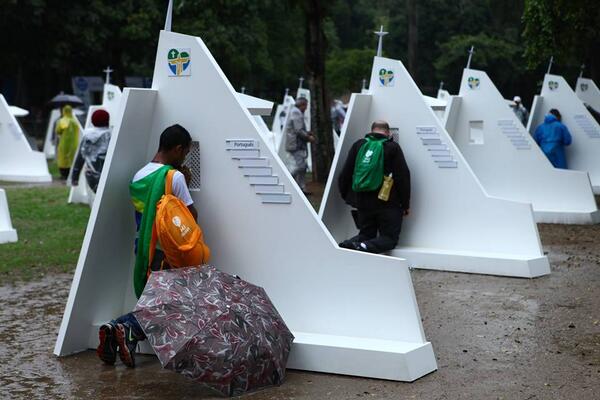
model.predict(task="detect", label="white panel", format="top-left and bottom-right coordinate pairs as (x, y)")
top-left (528, 74), bottom-right (600, 193)
top-left (0, 189), bottom-right (18, 244)
top-left (442, 69), bottom-right (600, 224)
top-left (468, 120), bottom-right (484, 144)
top-left (320, 57), bottom-right (549, 277)
top-left (0, 95), bottom-right (52, 183)
top-left (54, 31), bottom-right (436, 382)
top-left (576, 77), bottom-right (600, 112)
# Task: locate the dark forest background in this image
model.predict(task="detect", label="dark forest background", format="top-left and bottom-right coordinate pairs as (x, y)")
top-left (1, 0), bottom-right (598, 178)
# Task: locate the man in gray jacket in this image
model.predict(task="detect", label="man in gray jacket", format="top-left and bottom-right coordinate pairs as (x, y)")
top-left (284, 97), bottom-right (316, 193)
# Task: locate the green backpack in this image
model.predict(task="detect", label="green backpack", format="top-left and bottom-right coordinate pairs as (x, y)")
top-left (352, 135), bottom-right (388, 192)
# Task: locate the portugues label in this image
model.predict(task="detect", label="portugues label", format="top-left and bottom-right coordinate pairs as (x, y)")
top-left (167, 48), bottom-right (191, 77)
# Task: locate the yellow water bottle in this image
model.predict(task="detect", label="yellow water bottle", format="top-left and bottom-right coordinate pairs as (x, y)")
top-left (378, 173), bottom-right (394, 201)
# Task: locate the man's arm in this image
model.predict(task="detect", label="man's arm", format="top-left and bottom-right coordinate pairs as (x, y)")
top-left (188, 204), bottom-right (198, 221)
top-left (392, 145), bottom-right (411, 212)
top-left (291, 111), bottom-right (313, 142)
top-left (71, 147), bottom-right (85, 186)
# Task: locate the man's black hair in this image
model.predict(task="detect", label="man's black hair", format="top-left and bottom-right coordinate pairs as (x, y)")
top-left (158, 124), bottom-right (192, 151)
top-left (549, 108), bottom-right (562, 121)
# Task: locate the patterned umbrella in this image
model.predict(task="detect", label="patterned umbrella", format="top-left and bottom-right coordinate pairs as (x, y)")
top-left (133, 266), bottom-right (294, 397)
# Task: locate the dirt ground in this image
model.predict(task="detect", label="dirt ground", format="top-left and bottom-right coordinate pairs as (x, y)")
top-left (1, 223), bottom-right (599, 400)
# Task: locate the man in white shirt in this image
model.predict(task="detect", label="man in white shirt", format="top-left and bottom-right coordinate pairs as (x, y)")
top-left (97, 124), bottom-right (198, 368)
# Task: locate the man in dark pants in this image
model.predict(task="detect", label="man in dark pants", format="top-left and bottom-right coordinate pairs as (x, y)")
top-left (338, 120), bottom-right (410, 253)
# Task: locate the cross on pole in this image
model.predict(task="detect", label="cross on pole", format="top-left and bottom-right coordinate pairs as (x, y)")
top-left (284, 88), bottom-right (290, 102)
top-left (466, 46), bottom-right (475, 69)
top-left (580, 63), bottom-right (586, 78)
top-left (361, 78), bottom-right (367, 91)
top-left (240, 86), bottom-right (246, 94)
top-left (439, 81), bottom-right (444, 90)
top-left (165, 0), bottom-right (173, 31)
top-left (298, 77), bottom-right (304, 89)
top-left (374, 25), bottom-right (388, 57)
top-left (103, 66), bottom-right (113, 84)
top-left (547, 56), bottom-right (554, 74)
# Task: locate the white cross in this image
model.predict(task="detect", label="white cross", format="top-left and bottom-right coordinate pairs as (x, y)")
top-left (361, 78), bottom-right (367, 90)
top-left (374, 25), bottom-right (388, 57)
top-left (165, 0), bottom-right (173, 31)
top-left (439, 81), bottom-right (444, 90)
top-left (466, 46), bottom-right (475, 69)
top-left (580, 63), bottom-right (586, 78)
top-left (240, 86), bottom-right (246, 94)
top-left (547, 56), bottom-right (554, 74)
top-left (298, 77), bottom-right (304, 89)
top-left (103, 66), bottom-right (113, 84)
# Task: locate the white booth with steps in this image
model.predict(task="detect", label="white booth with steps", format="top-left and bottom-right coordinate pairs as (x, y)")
top-left (528, 74), bottom-right (600, 193)
top-left (54, 30), bottom-right (437, 382)
top-left (442, 69), bottom-right (599, 224)
top-left (0, 188), bottom-right (17, 244)
top-left (320, 56), bottom-right (550, 278)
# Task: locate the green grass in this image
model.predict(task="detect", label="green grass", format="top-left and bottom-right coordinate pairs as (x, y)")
top-left (0, 186), bottom-right (90, 281)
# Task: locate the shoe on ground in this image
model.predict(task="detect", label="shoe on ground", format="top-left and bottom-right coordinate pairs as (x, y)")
top-left (115, 323), bottom-right (138, 368)
top-left (338, 240), bottom-right (357, 249)
top-left (97, 323), bottom-right (118, 365)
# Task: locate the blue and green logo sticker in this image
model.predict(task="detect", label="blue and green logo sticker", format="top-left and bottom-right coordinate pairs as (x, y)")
top-left (467, 77), bottom-right (480, 90)
top-left (167, 48), bottom-right (191, 77)
top-left (378, 68), bottom-right (394, 86)
top-left (548, 81), bottom-right (559, 91)
top-left (580, 83), bottom-right (589, 92)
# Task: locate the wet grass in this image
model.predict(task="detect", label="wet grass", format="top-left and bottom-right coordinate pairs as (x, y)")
top-left (0, 186), bottom-right (89, 281)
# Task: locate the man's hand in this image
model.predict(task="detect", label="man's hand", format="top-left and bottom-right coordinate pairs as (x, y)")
top-left (308, 134), bottom-right (317, 143)
top-left (71, 180), bottom-right (78, 187)
top-left (403, 208), bottom-right (410, 216)
top-left (180, 165), bottom-right (192, 185)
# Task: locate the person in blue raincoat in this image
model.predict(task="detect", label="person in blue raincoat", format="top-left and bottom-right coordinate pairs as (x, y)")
top-left (534, 109), bottom-right (572, 169)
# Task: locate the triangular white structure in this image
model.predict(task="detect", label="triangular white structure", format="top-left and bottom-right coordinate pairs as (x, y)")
top-left (54, 31), bottom-right (437, 382)
top-left (576, 77), bottom-right (600, 112)
top-left (528, 74), bottom-right (600, 193)
top-left (0, 95), bottom-right (51, 183)
top-left (0, 188), bottom-right (17, 243)
top-left (320, 57), bottom-right (550, 278)
top-left (442, 69), bottom-right (599, 224)
top-left (271, 92), bottom-right (295, 149)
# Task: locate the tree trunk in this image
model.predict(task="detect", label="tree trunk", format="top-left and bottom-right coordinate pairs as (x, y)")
top-left (407, 0), bottom-right (418, 81)
top-left (303, 0), bottom-right (333, 183)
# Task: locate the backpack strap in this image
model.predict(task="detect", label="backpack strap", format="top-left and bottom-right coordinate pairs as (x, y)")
top-left (148, 168), bottom-right (176, 275)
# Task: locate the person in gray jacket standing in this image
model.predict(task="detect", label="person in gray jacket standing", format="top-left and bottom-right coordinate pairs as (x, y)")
top-left (285, 97), bottom-right (316, 194)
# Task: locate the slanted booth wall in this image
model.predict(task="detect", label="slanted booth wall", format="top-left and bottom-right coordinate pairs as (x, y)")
top-left (528, 74), bottom-right (600, 193)
top-left (54, 30), bottom-right (437, 382)
top-left (443, 69), bottom-right (599, 224)
top-left (0, 95), bottom-right (52, 183)
top-left (576, 77), bottom-right (600, 112)
top-left (320, 57), bottom-right (550, 278)
top-left (0, 188), bottom-right (18, 244)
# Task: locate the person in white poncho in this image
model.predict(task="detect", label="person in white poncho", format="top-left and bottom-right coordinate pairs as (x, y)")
top-left (71, 109), bottom-right (112, 193)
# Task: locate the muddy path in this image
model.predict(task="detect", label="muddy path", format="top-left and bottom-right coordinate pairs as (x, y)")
top-left (0, 223), bottom-right (599, 399)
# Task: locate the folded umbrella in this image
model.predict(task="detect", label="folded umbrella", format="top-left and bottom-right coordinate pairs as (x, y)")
top-left (133, 265), bottom-right (294, 397)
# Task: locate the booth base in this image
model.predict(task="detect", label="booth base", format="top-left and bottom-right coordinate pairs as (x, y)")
top-left (0, 173), bottom-right (51, 183)
top-left (392, 247), bottom-right (550, 278)
top-left (533, 210), bottom-right (600, 225)
top-left (87, 325), bottom-right (436, 382)
top-left (593, 186), bottom-right (600, 195)
top-left (0, 229), bottom-right (17, 244)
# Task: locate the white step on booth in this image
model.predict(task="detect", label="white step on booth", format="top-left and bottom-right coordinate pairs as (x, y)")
top-left (576, 77), bottom-right (600, 112)
top-left (320, 56), bottom-right (550, 278)
top-left (442, 69), bottom-right (599, 224)
top-left (528, 74), bottom-right (600, 194)
top-left (0, 95), bottom-right (52, 183)
top-left (54, 30), bottom-right (437, 382)
top-left (0, 188), bottom-right (18, 244)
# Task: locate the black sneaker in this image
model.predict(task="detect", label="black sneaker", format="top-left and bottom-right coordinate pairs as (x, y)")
top-left (115, 323), bottom-right (138, 368)
top-left (338, 240), bottom-right (357, 249)
top-left (96, 323), bottom-right (118, 365)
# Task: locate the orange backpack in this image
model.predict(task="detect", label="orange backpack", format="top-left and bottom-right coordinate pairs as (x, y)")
top-left (149, 169), bottom-right (210, 270)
